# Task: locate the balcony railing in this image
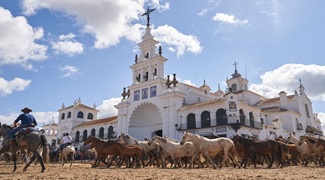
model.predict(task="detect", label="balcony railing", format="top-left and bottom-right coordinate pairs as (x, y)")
top-left (178, 118), bottom-right (262, 131)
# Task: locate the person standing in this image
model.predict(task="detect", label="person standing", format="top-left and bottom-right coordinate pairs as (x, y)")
top-left (8, 107), bottom-right (37, 150)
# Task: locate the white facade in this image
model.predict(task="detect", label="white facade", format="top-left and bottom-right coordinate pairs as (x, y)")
top-left (55, 19), bottom-right (322, 144)
top-left (114, 22), bottom-right (323, 141)
top-left (57, 98), bottom-right (117, 149)
top-left (40, 122), bottom-right (58, 146)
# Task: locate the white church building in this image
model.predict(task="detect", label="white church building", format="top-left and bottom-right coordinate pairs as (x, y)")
top-left (55, 15), bottom-right (322, 147)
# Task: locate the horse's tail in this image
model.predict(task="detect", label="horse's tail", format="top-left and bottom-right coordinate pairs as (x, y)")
top-left (230, 143), bottom-right (241, 166)
top-left (277, 141), bottom-right (283, 165)
top-left (41, 134), bottom-right (49, 163)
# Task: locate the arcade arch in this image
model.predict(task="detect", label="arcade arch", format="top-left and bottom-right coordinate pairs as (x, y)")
top-left (129, 103), bottom-right (162, 140)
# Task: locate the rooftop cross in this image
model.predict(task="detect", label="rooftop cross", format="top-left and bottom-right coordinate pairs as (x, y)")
top-left (142, 7), bottom-right (156, 28)
top-left (233, 61), bottom-right (238, 71)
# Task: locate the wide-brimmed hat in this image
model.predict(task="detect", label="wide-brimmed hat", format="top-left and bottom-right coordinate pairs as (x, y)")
top-left (21, 107), bottom-right (32, 113)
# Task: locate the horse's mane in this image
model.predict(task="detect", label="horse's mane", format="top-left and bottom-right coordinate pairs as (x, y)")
top-left (163, 135), bottom-right (178, 143)
top-left (1, 124), bottom-right (13, 129)
top-left (304, 136), bottom-right (317, 144)
top-left (153, 136), bottom-right (167, 143)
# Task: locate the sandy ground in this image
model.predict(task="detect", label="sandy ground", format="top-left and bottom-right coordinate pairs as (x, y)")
top-left (1, 161), bottom-right (325, 180)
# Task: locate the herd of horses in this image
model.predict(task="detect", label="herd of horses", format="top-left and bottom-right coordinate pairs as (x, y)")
top-left (81, 132), bottom-right (325, 170)
top-left (2, 121), bottom-right (325, 172)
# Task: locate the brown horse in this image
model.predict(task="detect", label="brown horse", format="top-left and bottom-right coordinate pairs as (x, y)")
top-left (232, 135), bottom-right (283, 168)
top-left (111, 142), bottom-right (145, 168)
top-left (83, 135), bottom-right (119, 168)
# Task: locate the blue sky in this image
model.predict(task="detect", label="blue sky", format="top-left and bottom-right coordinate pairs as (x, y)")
top-left (0, 0), bottom-right (324, 129)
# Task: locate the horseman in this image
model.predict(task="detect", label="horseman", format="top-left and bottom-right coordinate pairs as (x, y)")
top-left (8, 107), bottom-right (37, 150)
top-left (59, 133), bottom-right (72, 154)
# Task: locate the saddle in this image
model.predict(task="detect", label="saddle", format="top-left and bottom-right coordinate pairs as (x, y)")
top-left (19, 127), bottom-right (38, 135)
top-left (14, 127), bottom-right (39, 142)
top-left (62, 142), bottom-right (72, 149)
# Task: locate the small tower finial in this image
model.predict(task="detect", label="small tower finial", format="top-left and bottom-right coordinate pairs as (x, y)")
top-left (172, 73), bottom-right (178, 87)
top-left (165, 75), bottom-right (172, 89)
top-left (159, 46), bottom-right (162, 56)
top-left (121, 87), bottom-right (127, 99)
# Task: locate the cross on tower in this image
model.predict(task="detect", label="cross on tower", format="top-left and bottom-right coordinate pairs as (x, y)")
top-left (233, 61), bottom-right (238, 71)
top-left (141, 7), bottom-right (156, 28)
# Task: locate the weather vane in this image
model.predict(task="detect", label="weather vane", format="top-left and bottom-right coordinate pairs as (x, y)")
top-left (142, 7), bottom-right (156, 28)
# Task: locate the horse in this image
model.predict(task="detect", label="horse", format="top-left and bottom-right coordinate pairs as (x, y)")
top-left (49, 145), bottom-right (59, 163)
top-left (148, 135), bottom-right (199, 168)
top-left (285, 133), bottom-right (309, 166)
top-left (0, 123), bottom-right (49, 172)
top-left (117, 133), bottom-right (161, 167)
top-left (80, 145), bottom-right (96, 162)
top-left (299, 136), bottom-right (324, 165)
top-left (60, 143), bottom-right (75, 166)
top-left (83, 135), bottom-right (120, 168)
top-left (180, 131), bottom-right (240, 169)
top-left (232, 134), bottom-right (283, 168)
top-left (111, 141), bottom-right (145, 168)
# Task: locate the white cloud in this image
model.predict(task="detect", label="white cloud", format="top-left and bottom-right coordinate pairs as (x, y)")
top-left (212, 13), bottom-right (248, 25)
top-left (51, 33), bottom-right (84, 56)
top-left (20, 0), bottom-right (199, 58)
top-left (0, 7), bottom-right (47, 68)
top-left (60, 65), bottom-right (79, 79)
top-left (21, 0), bottom-right (145, 49)
top-left (0, 77), bottom-right (31, 96)
top-left (198, 9), bottom-right (208, 17)
top-left (97, 97), bottom-right (122, 119)
top-left (249, 64), bottom-right (325, 101)
top-left (319, 113), bottom-right (325, 132)
top-left (0, 111), bottom-right (58, 128)
top-left (153, 25), bottom-right (203, 57)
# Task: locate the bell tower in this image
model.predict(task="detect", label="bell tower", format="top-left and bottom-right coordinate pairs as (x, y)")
top-left (130, 8), bottom-right (167, 85)
top-left (226, 61), bottom-right (248, 92)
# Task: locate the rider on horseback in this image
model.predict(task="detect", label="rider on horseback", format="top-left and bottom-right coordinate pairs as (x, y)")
top-left (8, 107), bottom-right (37, 150)
top-left (59, 133), bottom-right (72, 154)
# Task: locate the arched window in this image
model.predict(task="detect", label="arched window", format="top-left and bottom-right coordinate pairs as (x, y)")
top-left (77, 111), bottom-right (84, 118)
top-left (187, 113), bottom-right (196, 129)
top-left (91, 128), bottom-right (96, 137)
top-left (82, 130), bottom-right (88, 141)
top-left (61, 113), bottom-right (65, 120)
top-left (99, 127), bottom-right (104, 138)
top-left (216, 109), bottom-right (227, 126)
top-left (231, 84), bottom-right (237, 92)
top-left (108, 126), bottom-right (114, 138)
top-left (87, 113), bottom-right (93, 120)
top-left (305, 104), bottom-right (310, 118)
top-left (239, 109), bottom-right (246, 124)
top-left (75, 131), bottom-right (80, 142)
top-left (201, 111), bottom-right (211, 128)
top-left (249, 112), bottom-right (255, 127)
top-left (67, 112), bottom-right (72, 118)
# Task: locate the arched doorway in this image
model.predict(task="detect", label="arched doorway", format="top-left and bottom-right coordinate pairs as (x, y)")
top-left (152, 130), bottom-right (162, 137)
top-left (201, 111), bottom-right (211, 128)
top-left (129, 103), bottom-right (162, 140)
top-left (216, 109), bottom-right (227, 126)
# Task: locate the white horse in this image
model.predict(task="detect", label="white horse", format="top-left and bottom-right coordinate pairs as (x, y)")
top-left (285, 133), bottom-right (309, 166)
top-left (60, 145), bottom-right (75, 167)
top-left (180, 131), bottom-right (240, 169)
top-left (298, 136), bottom-right (324, 165)
top-left (149, 135), bottom-right (199, 168)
